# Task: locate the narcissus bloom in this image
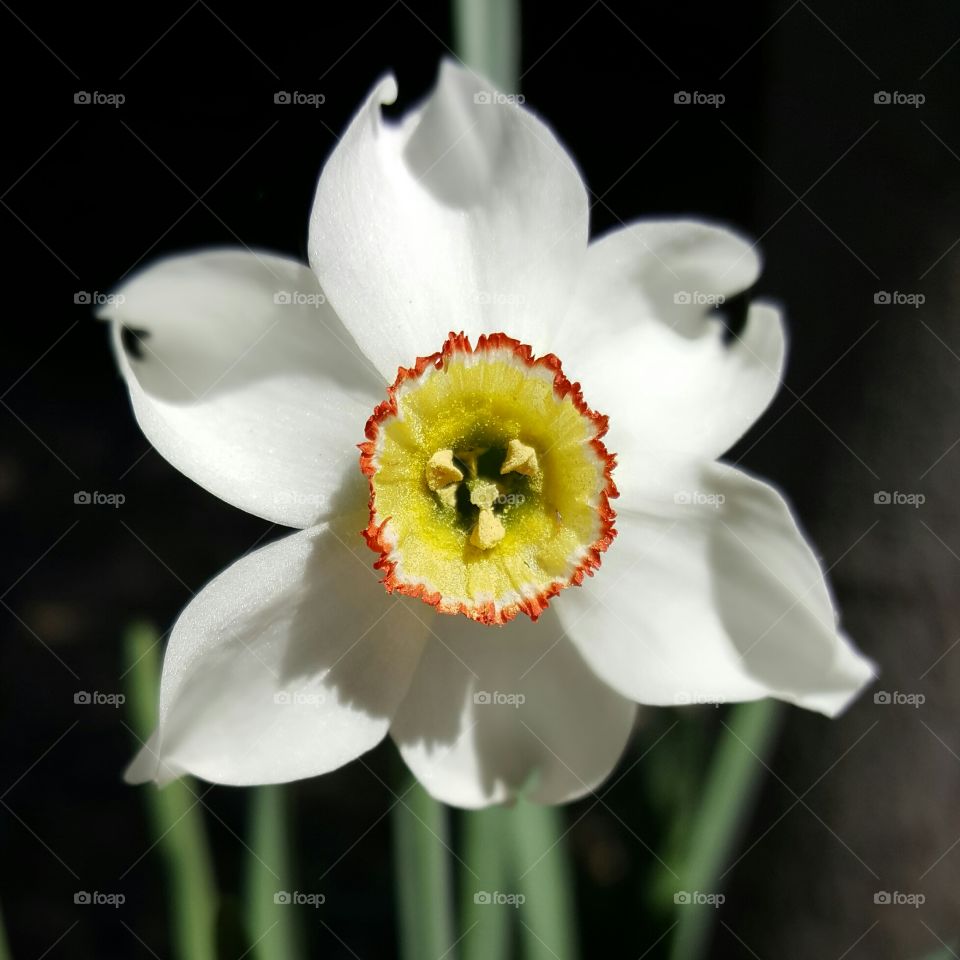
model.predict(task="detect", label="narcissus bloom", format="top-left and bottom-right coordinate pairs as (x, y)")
top-left (104, 62), bottom-right (875, 808)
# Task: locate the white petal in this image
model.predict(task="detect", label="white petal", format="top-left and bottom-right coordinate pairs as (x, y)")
top-left (389, 610), bottom-right (636, 808)
top-left (308, 61), bottom-right (589, 380)
top-left (554, 221), bottom-right (783, 462)
top-left (556, 463), bottom-right (876, 717)
top-left (554, 219), bottom-right (762, 350)
top-left (100, 250), bottom-right (384, 527)
top-left (126, 521), bottom-right (429, 786)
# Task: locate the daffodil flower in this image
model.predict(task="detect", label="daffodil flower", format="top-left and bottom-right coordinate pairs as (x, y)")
top-left (103, 62), bottom-right (876, 808)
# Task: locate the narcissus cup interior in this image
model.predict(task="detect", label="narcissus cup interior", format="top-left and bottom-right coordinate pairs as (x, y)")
top-left (361, 333), bottom-right (617, 625)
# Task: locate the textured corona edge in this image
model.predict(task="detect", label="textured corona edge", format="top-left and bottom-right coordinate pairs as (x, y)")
top-left (359, 332), bottom-right (619, 625)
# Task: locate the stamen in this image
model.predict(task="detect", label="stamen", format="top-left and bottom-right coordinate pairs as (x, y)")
top-left (469, 479), bottom-right (499, 510)
top-left (470, 507), bottom-right (506, 550)
top-left (500, 438), bottom-right (539, 477)
top-left (426, 449), bottom-right (463, 490)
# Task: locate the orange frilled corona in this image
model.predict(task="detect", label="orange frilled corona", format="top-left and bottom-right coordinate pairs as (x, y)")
top-left (360, 333), bottom-right (618, 624)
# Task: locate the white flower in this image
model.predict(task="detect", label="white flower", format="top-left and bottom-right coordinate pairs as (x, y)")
top-left (101, 61), bottom-right (876, 808)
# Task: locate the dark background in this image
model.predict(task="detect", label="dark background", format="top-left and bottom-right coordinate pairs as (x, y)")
top-left (2, 0), bottom-right (959, 957)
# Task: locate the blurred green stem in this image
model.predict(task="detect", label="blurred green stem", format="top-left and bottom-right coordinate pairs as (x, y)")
top-left (125, 622), bottom-right (217, 960)
top-left (453, 0), bottom-right (521, 93)
top-left (510, 800), bottom-right (578, 960)
top-left (392, 781), bottom-right (455, 960)
top-left (669, 699), bottom-right (784, 960)
top-left (246, 785), bottom-right (302, 960)
top-left (460, 806), bottom-right (512, 960)
top-left (0, 901), bottom-right (11, 960)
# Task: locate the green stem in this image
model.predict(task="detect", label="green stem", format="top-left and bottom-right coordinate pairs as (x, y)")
top-left (460, 806), bottom-right (512, 960)
top-left (246, 785), bottom-right (303, 960)
top-left (509, 800), bottom-right (578, 960)
top-left (452, 0), bottom-right (521, 93)
top-left (669, 699), bottom-right (784, 960)
top-left (0, 901), bottom-right (11, 960)
top-left (392, 781), bottom-right (456, 960)
top-left (125, 622), bottom-right (218, 960)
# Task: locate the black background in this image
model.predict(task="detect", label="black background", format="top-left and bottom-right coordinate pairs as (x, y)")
top-left (2, 1), bottom-right (959, 957)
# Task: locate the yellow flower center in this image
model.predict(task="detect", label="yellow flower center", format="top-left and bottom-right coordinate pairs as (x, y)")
top-left (360, 333), bottom-right (617, 625)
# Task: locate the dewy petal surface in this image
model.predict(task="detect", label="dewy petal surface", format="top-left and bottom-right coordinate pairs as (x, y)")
top-left (555, 462), bottom-right (876, 717)
top-left (553, 221), bottom-right (784, 462)
top-left (101, 250), bottom-right (384, 527)
top-left (308, 61), bottom-right (589, 379)
top-left (389, 609), bottom-right (636, 808)
top-left (126, 522), bottom-right (429, 786)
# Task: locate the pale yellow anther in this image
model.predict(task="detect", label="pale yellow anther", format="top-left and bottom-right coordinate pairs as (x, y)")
top-left (470, 507), bottom-right (506, 550)
top-left (500, 438), bottom-right (539, 477)
top-left (426, 449), bottom-right (463, 491)
top-left (469, 480), bottom-right (499, 511)
top-left (454, 447), bottom-right (487, 478)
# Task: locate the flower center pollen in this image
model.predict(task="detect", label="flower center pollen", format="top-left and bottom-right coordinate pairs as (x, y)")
top-left (426, 439), bottom-right (540, 551)
top-left (360, 333), bottom-right (618, 625)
